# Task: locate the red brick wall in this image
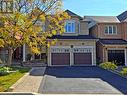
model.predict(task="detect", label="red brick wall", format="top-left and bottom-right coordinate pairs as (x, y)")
top-left (98, 23), bottom-right (123, 39)
top-left (90, 23), bottom-right (125, 39)
top-left (121, 22), bottom-right (127, 40)
top-left (90, 25), bottom-right (98, 37)
top-left (96, 42), bottom-right (104, 63)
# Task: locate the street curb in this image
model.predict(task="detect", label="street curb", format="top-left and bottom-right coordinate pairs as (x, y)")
top-left (38, 69), bottom-right (47, 93)
top-left (0, 92), bottom-right (39, 95)
top-left (111, 69), bottom-right (127, 79)
top-left (0, 93), bottom-right (122, 95)
top-left (8, 68), bottom-right (34, 92)
top-left (98, 66), bottom-right (127, 79)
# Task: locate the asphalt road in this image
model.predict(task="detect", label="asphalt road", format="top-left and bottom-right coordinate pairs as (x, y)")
top-left (39, 66), bottom-right (127, 94)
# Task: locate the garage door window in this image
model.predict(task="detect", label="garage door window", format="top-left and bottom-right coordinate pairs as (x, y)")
top-left (73, 48), bottom-right (91, 53)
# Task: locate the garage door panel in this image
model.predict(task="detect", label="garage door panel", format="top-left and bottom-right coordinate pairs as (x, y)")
top-left (51, 53), bottom-right (70, 65)
top-left (74, 53), bottom-right (92, 65)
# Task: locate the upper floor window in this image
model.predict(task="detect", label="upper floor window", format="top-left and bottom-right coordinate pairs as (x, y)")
top-left (104, 25), bottom-right (117, 34)
top-left (0, 0), bottom-right (13, 13)
top-left (65, 20), bottom-right (76, 33)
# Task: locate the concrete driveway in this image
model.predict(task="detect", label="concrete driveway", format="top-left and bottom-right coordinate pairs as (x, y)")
top-left (39, 66), bottom-right (127, 94)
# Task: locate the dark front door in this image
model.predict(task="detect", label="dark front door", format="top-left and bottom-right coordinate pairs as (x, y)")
top-left (51, 53), bottom-right (70, 66)
top-left (13, 47), bottom-right (23, 61)
top-left (108, 50), bottom-right (125, 65)
top-left (74, 53), bottom-right (92, 65)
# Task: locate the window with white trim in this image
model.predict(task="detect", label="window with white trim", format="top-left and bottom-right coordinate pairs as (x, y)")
top-left (0, 0), bottom-right (13, 13)
top-left (65, 20), bottom-right (76, 33)
top-left (104, 25), bottom-right (117, 34)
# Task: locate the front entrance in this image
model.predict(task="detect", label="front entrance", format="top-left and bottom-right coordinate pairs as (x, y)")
top-left (13, 47), bottom-right (23, 61)
top-left (108, 50), bottom-right (125, 65)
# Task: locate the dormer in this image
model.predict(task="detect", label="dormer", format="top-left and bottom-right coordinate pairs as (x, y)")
top-left (62, 10), bottom-right (89, 36)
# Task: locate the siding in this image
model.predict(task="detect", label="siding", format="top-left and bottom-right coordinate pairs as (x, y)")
top-left (80, 21), bottom-right (89, 35)
top-left (54, 40), bottom-right (96, 46)
top-left (90, 25), bottom-right (98, 37)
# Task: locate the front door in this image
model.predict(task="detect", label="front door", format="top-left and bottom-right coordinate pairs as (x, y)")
top-left (13, 47), bottom-right (23, 61)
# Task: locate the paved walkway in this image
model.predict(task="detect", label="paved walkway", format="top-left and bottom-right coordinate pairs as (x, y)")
top-left (12, 67), bottom-right (46, 93)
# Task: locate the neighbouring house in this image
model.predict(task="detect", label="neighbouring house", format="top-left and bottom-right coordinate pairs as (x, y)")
top-left (85, 11), bottom-right (127, 66)
top-left (47, 10), bottom-right (97, 66)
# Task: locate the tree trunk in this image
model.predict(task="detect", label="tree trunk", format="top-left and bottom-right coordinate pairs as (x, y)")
top-left (7, 48), bottom-right (13, 66)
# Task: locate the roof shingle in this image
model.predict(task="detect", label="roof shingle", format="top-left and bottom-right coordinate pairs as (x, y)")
top-left (117, 11), bottom-right (127, 22)
top-left (65, 10), bottom-right (83, 20)
top-left (50, 35), bottom-right (97, 40)
top-left (99, 39), bottom-right (127, 45)
top-left (85, 16), bottom-right (120, 23)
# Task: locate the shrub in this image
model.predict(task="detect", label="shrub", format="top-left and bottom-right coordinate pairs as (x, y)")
top-left (0, 66), bottom-right (12, 76)
top-left (99, 62), bottom-right (118, 71)
top-left (120, 68), bottom-right (127, 76)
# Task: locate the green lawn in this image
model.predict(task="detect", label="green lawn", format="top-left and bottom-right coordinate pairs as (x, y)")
top-left (0, 67), bottom-right (30, 92)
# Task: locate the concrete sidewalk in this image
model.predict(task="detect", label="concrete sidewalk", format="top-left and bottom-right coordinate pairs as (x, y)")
top-left (11, 67), bottom-right (46, 93)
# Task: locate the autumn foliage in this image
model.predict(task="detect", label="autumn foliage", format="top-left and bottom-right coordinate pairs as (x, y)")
top-left (0, 0), bottom-right (69, 65)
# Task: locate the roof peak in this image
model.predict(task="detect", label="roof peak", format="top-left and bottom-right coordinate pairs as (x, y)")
top-left (65, 10), bottom-right (83, 19)
top-left (85, 16), bottom-right (116, 17)
top-left (117, 11), bottom-right (127, 22)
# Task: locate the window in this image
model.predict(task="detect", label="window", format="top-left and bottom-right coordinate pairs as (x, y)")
top-left (113, 26), bottom-right (117, 34)
top-left (35, 53), bottom-right (46, 59)
top-left (65, 20), bottom-right (76, 33)
top-left (104, 25), bottom-right (117, 34)
top-left (0, 0), bottom-right (13, 13)
top-left (105, 26), bottom-right (108, 34)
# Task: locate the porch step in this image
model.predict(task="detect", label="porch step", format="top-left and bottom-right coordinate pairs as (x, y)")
top-left (22, 62), bottom-right (47, 67)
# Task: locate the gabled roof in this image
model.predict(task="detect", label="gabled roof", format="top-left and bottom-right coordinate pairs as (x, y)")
top-left (117, 11), bottom-right (127, 22)
top-left (99, 39), bottom-right (127, 45)
top-left (65, 10), bottom-right (83, 20)
top-left (85, 16), bottom-right (120, 23)
top-left (50, 35), bottom-right (97, 40)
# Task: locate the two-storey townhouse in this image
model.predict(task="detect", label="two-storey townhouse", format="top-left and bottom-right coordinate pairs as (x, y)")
top-left (47, 10), bottom-right (98, 66)
top-left (0, 9), bottom-right (97, 66)
top-left (85, 12), bottom-right (127, 66)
